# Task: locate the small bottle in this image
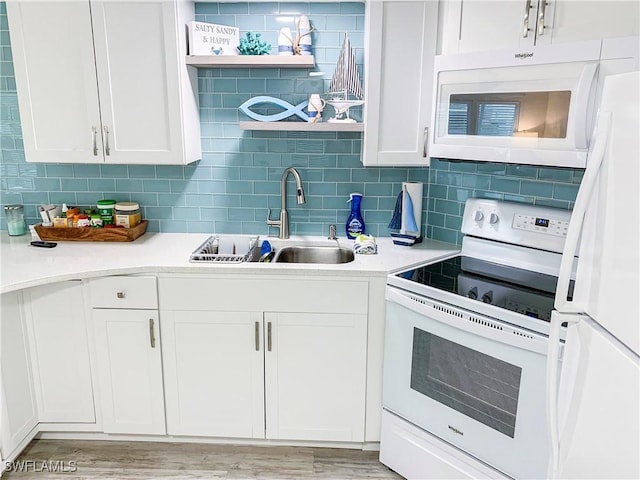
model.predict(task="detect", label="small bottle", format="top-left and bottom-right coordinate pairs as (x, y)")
top-left (345, 192), bottom-right (365, 240)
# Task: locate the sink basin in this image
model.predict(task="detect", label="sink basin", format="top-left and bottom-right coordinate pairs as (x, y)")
top-left (272, 245), bottom-right (355, 264)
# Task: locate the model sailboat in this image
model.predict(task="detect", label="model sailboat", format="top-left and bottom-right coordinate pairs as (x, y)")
top-left (326, 34), bottom-right (364, 123)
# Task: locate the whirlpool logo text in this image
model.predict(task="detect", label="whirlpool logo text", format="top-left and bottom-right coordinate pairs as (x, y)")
top-left (515, 52), bottom-right (534, 60)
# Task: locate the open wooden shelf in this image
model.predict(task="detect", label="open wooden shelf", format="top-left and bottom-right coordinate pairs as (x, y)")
top-left (239, 121), bottom-right (364, 132)
top-left (186, 55), bottom-right (315, 68)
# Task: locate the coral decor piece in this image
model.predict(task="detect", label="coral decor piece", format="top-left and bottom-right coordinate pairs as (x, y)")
top-left (237, 32), bottom-right (271, 55)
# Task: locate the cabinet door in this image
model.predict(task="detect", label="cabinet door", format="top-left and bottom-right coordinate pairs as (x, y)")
top-left (264, 312), bottom-right (367, 442)
top-left (93, 309), bottom-right (165, 435)
top-left (442, 0), bottom-right (639, 55)
top-left (1, 292), bottom-right (38, 460)
top-left (363, 1), bottom-right (437, 166)
top-left (23, 282), bottom-right (95, 423)
top-left (161, 310), bottom-right (265, 438)
top-left (90, 1), bottom-right (190, 165)
top-left (6, 1), bottom-right (104, 163)
top-left (453, 0), bottom-right (538, 53)
top-left (549, 2), bottom-right (639, 45)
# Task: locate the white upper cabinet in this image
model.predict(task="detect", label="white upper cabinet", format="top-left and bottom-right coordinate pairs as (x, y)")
top-left (438, 0), bottom-right (640, 54)
top-left (363, 1), bottom-right (438, 166)
top-left (6, 1), bottom-right (201, 165)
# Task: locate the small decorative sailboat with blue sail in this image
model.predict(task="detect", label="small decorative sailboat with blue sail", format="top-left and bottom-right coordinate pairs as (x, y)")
top-left (326, 34), bottom-right (364, 123)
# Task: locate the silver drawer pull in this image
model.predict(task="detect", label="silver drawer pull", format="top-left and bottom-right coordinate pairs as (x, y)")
top-left (92, 126), bottom-right (99, 156)
top-left (255, 321), bottom-right (260, 351)
top-left (537, 0), bottom-right (547, 36)
top-left (116, 291), bottom-right (125, 299)
top-left (149, 319), bottom-right (156, 348)
top-left (267, 321), bottom-right (272, 352)
top-left (104, 125), bottom-right (111, 156)
top-left (522, 0), bottom-right (532, 38)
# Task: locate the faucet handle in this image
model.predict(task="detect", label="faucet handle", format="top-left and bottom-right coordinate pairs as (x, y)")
top-left (266, 208), bottom-right (280, 227)
top-left (328, 224), bottom-right (338, 240)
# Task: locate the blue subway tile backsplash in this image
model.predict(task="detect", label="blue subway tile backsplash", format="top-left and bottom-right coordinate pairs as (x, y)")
top-left (0, 1), bottom-right (582, 244)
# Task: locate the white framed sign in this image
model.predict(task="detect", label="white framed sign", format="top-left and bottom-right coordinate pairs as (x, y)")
top-left (188, 21), bottom-right (239, 56)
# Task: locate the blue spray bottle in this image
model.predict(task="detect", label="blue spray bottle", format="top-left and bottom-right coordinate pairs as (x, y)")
top-left (346, 192), bottom-right (365, 239)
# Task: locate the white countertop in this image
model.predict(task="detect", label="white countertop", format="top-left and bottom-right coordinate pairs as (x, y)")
top-left (0, 232), bottom-right (459, 294)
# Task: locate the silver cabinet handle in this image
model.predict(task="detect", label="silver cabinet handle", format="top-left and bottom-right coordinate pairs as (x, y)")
top-left (537, 0), bottom-right (547, 36)
top-left (267, 321), bottom-right (272, 352)
top-left (422, 127), bottom-right (429, 158)
top-left (103, 126), bottom-right (111, 156)
top-left (255, 321), bottom-right (260, 351)
top-left (116, 291), bottom-right (125, 299)
top-left (149, 318), bottom-right (156, 348)
top-left (92, 126), bottom-right (98, 156)
top-left (522, 0), bottom-right (532, 37)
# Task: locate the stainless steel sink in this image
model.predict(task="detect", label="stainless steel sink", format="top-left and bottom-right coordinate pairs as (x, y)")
top-left (272, 245), bottom-right (355, 264)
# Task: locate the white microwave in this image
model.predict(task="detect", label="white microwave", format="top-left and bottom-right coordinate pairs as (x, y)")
top-left (429, 38), bottom-right (639, 168)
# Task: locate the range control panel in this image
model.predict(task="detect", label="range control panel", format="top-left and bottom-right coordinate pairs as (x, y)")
top-left (461, 199), bottom-right (573, 253)
top-left (513, 214), bottom-right (570, 237)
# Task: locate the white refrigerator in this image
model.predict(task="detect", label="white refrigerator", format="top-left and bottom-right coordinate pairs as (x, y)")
top-left (546, 71), bottom-right (640, 479)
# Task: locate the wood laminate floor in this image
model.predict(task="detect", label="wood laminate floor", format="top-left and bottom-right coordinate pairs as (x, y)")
top-left (3, 440), bottom-right (402, 479)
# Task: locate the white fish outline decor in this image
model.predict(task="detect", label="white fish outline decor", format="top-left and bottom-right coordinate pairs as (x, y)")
top-left (239, 96), bottom-right (311, 122)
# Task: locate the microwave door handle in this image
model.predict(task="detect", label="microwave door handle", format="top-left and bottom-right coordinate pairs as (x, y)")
top-left (574, 63), bottom-right (599, 149)
top-left (555, 111), bottom-right (611, 312)
top-left (522, 0), bottom-right (532, 37)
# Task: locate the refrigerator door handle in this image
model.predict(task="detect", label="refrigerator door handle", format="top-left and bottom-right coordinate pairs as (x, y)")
top-left (546, 311), bottom-right (581, 479)
top-left (555, 111), bottom-right (612, 312)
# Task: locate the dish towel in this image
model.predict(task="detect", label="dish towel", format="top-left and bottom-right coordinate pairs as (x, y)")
top-left (353, 234), bottom-right (378, 255)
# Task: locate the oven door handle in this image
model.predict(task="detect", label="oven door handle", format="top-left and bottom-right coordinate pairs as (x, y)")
top-left (386, 286), bottom-right (549, 355)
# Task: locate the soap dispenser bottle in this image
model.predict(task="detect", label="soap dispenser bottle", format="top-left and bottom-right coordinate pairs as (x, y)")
top-left (346, 192), bottom-right (365, 239)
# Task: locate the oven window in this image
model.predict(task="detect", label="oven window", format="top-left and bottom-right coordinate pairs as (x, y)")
top-left (410, 328), bottom-right (522, 438)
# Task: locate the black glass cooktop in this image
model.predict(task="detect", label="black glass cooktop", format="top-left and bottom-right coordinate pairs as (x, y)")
top-left (396, 256), bottom-right (573, 322)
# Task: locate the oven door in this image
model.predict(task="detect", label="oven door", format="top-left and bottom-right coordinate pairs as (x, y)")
top-left (384, 286), bottom-right (554, 479)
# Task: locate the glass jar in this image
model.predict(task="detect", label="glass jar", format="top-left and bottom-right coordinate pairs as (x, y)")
top-left (115, 202), bottom-right (141, 228)
top-left (4, 204), bottom-right (27, 236)
top-left (97, 199), bottom-right (116, 225)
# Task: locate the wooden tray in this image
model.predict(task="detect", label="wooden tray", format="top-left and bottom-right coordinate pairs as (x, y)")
top-left (35, 221), bottom-right (148, 242)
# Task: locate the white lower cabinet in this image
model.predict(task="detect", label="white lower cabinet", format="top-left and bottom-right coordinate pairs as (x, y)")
top-left (88, 276), bottom-right (165, 435)
top-left (161, 310), bottom-right (265, 438)
top-left (1, 291), bottom-right (38, 461)
top-left (22, 281), bottom-right (95, 424)
top-left (159, 275), bottom-right (369, 443)
top-left (264, 312), bottom-right (366, 442)
top-left (93, 309), bottom-right (165, 435)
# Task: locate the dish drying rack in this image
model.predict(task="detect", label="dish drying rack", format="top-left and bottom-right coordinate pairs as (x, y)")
top-left (189, 235), bottom-right (260, 263)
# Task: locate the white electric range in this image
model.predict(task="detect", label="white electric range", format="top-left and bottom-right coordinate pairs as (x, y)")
top-left (381, 198), bottom-right (573, 480)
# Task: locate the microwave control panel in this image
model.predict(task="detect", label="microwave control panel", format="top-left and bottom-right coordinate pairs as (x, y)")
top-left (513, 214), bottom-right (570, 238)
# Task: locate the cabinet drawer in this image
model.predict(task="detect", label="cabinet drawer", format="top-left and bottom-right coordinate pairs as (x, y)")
top-left (87, 276), bottom-right (157, 309)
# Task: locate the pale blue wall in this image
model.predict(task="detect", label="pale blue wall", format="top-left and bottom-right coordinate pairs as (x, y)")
top-left (0, 2), bottom-right (581, 242)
